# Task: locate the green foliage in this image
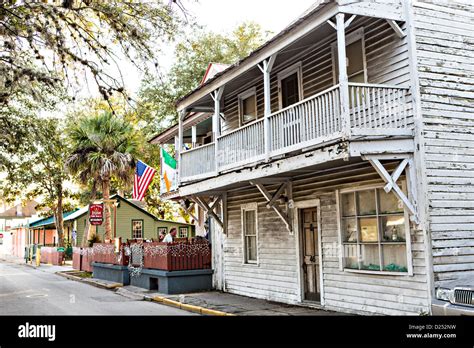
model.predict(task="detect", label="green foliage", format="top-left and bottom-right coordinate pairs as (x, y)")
top-left (87, 234), bottom-right (102, 248)
top-left (0, 115), bottom-right (76, 246)
top-left (138, 22), bottom-right (272, 135)
top-left (144, 178), bottom-right (190, 223)
top-left (66, 111), bottom-right (139, 187)
top-left (66, 111), bottom-right (140, 240)
top-left (0, 0), bottom-right (183, 106)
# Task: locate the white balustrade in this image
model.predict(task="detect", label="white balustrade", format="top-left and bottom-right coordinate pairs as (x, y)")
top-left (180, 143), bottom-right (215, 181)
top-left (269, 85), bottom-right (341, 156)
top-left (348, 83), bottom-right (411, 129)
top-left (179, 83), bottom-right (412, 182)
top-left (217, 119), bottom-right (265, 170)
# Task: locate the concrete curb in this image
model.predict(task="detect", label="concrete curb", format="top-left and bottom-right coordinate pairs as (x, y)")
top-left (152, 295), bottom-right (235, 316)
top-left (56, 271), bottom-right (122, 290)
top-left (56, 271), bottom-right (232, 316)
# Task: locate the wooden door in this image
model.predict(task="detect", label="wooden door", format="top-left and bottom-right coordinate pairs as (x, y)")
top-left (281, 72), bottom-right (300, 108)
top-left (281, 72), bottom-right (301, 147)
top-left (301, 208), bottom-right (320, 302)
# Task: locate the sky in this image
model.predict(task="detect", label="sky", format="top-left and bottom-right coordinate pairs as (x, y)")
top-left (120, 0), bottom-right (317, 96)
top-left (185, 0), bottom-right (316, 33)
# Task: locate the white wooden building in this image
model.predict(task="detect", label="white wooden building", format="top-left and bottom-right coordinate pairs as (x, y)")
top-left (151, 0), bottom-right (474, 315)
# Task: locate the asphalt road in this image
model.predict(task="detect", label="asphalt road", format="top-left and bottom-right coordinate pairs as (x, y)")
top-left (0, 261), bottom-right (195, 315)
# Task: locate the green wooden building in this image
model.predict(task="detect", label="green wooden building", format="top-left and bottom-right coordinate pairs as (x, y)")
top-left (67, 194), bottom-right (193, 246)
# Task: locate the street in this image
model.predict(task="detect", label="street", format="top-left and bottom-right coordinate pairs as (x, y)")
top-left (0, 261), bottom-right (195, 316)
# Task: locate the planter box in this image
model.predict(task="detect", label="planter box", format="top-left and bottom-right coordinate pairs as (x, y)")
top-left (72, 247), bottom-right (81, 270)
top-left (143, 241), bottom-right (211, 271)
top-left (72, 247), bottom-right (94, 272)
top-left (82, 249), bottom-right (94, 272)
top-left (40, 247), bottom-right (65, 266)
top-left (130, 268), bottom-right (213, 294)
top-left (92, 243), bottom-right (128, 266)
top-left (92, 262), bottom-right (130, 285)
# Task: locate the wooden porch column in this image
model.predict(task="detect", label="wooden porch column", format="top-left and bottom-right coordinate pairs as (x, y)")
top-left (177, 110), bottom-right (186, 186)
top-left (211, 87), bottom-right (225, 174)
top-left (191, 126), bottom-right (197, 148)
top-left (259, 54), bottom-right (277, 162)
top-left (336, 13), bottom-right (350, 137)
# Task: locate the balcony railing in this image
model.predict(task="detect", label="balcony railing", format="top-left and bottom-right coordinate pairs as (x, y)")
top-left (179, 83), bottom-right (412, 183)
top-left (218, 118), bottom-right (265, 171)
top-left (180, 143), bottom-right (215, 180)
top-left (270, 85), bottom-right (341, 157)
top-left (348, 83), bottom-right (411, 131)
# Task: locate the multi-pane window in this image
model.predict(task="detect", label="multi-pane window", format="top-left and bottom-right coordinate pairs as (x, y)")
top-left (132, 220), bottom-right (143, 239)
top-left (179, 227), bottom-right (188, 238)
top-left (239, 88), bottom-right (257, 125)
top-left (340, 187), bottom-right (409, 273)
top-left (242, 204), bottom-right (258, 263)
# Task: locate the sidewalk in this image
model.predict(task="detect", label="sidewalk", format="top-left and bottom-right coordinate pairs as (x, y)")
top-left (57, 271), bottom-right (345, 316)
top-left (0, 254), bottom-right (73, 274)
top-left (2, 255), bottom-right (344, 316)
top-left (115, 285), bottom-right (343, 316)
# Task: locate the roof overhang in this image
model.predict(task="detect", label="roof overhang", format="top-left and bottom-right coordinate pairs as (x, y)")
top-left (175, 0), bottom-right (406, 112)
top-left (176, 0), bottom-right (336, 111)
top-left (149, 111), bottom-right (213, 145)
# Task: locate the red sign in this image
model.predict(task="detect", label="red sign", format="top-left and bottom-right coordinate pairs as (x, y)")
top-left (89, 203), bottom-right (104, 225)
top-left (0, 234), bottom-right (3, 238)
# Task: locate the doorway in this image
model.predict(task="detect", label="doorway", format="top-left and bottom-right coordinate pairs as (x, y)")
top-left (300, 207), bottom-right (321, 302)
top-left (281, 72), bottom-right (300, 108)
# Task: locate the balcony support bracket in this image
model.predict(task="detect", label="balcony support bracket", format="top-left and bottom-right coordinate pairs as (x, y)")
top-left (386, 19), bottom-right (406, 38)
top-left (250, 180), bottom-right (293, 234)
top-left (191, 195), bottom-right (225, 231)
top-left (179, 200), bottom-right (199, 225)
top-left (365, 155), bottom-right (419, 224)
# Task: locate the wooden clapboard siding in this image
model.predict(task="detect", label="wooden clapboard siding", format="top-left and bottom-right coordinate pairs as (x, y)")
top-left (71, 199), bottom-right (192, 246)
top-left (220, 16), bottom-right (411, 135)
top-left (317, 192), bottom-right (429, 315)
top-left (413, 0), bottom-right (474, 284)
top-left (220, 162), bottom-right (430, 314)
top-left (75, 217), bottom-right (87, 247)
top-left (224, 192), bottom-right (300, 303)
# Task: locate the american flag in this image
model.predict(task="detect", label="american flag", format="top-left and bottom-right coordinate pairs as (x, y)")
top-left (133, 160), bottom-right (157, 201)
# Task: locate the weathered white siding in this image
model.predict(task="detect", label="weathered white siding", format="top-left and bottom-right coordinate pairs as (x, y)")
top-left (224, 190), bottom-right (300, 303)
top-left (220, 162), bottom-right (430, 315)
top-left (413, 0), bottom-right (474, 284)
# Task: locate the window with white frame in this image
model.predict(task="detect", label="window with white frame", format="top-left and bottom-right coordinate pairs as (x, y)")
top-left (238, 87), bottom-right (257, 125)
top-left (179, 227), bottom-right (188, 238)
top-left (339, 185), bottom-right (410, 273)
top-left (132, 220), bottom-right (143, 239)
top-left (242, 203), bottom-right (258, 264)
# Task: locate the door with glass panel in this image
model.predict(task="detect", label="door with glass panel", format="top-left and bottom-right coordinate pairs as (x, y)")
top-left (301, 207), bottom-right (320, 302)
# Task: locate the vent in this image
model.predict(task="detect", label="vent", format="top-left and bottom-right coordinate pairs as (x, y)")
top-left (454, 289), bottom-right (474, 307)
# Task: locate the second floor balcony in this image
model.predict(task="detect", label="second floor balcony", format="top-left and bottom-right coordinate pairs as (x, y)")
top-left (151, 6), bottom-right (416, 189)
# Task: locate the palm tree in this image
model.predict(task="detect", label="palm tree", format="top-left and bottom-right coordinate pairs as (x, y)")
top-left (66, 111), bottom-right (139, 242)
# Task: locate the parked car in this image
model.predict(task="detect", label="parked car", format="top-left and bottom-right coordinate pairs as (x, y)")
top-left (432, 277), bottom-right (474, 315)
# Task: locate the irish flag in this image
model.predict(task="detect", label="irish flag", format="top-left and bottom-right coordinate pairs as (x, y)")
top-left (160, 147), bottom-right (177, 194)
